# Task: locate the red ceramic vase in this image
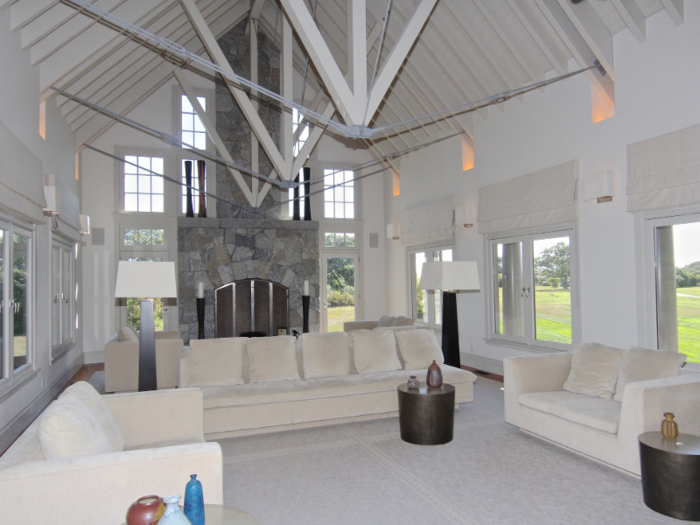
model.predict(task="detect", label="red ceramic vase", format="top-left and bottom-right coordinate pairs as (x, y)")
top-left (426, 360), bottom-right (443, 388)
top-left (126, 495), bottom-right (165, 525)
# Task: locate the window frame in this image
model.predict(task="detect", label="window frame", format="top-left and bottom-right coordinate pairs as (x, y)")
top-left (407, 243), bottom-right (454, 327)
top-left (637, 205), bottom-right (700, 370)
top-left (484, 222), bottom-right (580, 353)
top-left (323, 167), bottom-right (356, 220)
top-left (50, 234), bottom-right (77, 360)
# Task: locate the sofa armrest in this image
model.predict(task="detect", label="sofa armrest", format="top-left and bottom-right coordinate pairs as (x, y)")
top-left (0, 443), bottom-right (223, 525)
top-left (155, 330), bottom-right (182, 340)
top-left (104, 340), bottom-right (139, 393)
top-left (504, 352), bottom-right (573, 395)
top-left (103, 388), bottom-right (204, 448)
top-left (344, 320), bottom-right (378, 331)
top-left (155, 339), bottom-right (184, 389)
top-left (179, 352), bottom-right (191, 388)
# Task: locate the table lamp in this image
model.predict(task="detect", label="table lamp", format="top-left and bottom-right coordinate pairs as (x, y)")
top-left (115, 261), bottom-right (177, 391)
top-left (420, 261), bottom-right (480, 368)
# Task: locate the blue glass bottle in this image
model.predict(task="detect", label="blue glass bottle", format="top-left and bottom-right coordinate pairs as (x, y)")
top-left (183, 474), bottom-right (205, 525)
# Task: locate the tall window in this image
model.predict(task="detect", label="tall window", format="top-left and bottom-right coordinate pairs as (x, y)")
top-left (181, 159), bottom-right (206, 214)
top-left (488, 228), bottom-right (577, 349)
top-left (410, 246), bottom-right (452, 325)
top-left (292, 107), bottom-right (309, 157)
top-left (181, 95), bottom-right (207, 150)
top-left (647, 216), bottom-right (700, 364)
top-left (324, 169), bottom-right (354, 219)
top-left (0, 219), bottom-right (34, 388)
top-left (51, 237), bottom-right (76, 353)
top-left (124, 156), bottom-right (164, 212)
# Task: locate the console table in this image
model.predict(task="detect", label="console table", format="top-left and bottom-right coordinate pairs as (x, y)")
top-left (397, 383), bottom-right (455, 445)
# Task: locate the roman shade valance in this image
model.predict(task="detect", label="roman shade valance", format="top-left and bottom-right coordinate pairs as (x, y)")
top-left (399, 196), bottom-right (455, 245)
top-left (626, 123), bottom-right (700, 212)
top-left (477, 160), bottom-right (579, 234)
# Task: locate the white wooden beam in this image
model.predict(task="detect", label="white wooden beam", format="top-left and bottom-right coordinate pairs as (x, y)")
top-left (0, 0), bottom-right (21, 12)
top-left (11, 0), bottom-right (59, 31)
top-left (555, 0), bottom-right (614, 82)
top-left (21, 4), bottom-right (82, 50)
top-left (250, 17), bottom-right (260, 201)
top-left (348, 0), bottom-right (367, 104)
top-left (534, 0), bottom-right (614, 105)
top-left (610, 0), bottom-right (645, 43)
top-left (250, 0), bottom-right (265, 20)
top-left (365, 0), bottom-right (438, 122)
top-left (174, 70), bottom-right (254, 205)
top-left (180, 0), bottom-right (291, 179)
top-left (660, 0), bottom-right (684, 26)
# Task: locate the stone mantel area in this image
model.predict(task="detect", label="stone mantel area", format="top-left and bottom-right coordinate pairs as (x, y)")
top-left (178, 217), bottom-right (320, 342)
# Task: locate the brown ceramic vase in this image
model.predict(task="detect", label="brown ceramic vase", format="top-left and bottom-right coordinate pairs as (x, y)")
top-left (126, 495), bottom-right (165, 525)
top-left (426, 360), bottom-right (443, 388)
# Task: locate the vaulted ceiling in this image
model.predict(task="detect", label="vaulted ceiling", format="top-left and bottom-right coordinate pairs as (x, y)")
top-left (2, 0), bottom-right (685, 173)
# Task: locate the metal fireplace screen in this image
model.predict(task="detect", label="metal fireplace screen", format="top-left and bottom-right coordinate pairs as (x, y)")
top-left (215, 279), bottom-right (289, 337)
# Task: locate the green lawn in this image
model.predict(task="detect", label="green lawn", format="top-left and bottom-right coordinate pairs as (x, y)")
top-left (327, 305), bottom-right (355, 332)
top-left (677, 289), bottom-right (700, 362)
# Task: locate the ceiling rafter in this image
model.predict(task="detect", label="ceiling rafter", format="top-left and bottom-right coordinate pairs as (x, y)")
top-left (660, 0), bottom-right (683, 25)
top-left (506, 0), bottom-right (566, 75)
top-left (610, 0), bottom-right (645, 43)
top-left (11, 0), bottom-right (60, 31)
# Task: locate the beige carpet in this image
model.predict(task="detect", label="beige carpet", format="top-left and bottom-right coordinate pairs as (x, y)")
top-left (215, 378), bottom-right (678, 525)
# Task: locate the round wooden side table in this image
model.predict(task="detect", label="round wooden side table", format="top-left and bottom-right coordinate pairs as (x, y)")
top-left (121, 504), bottom-right (257, 525)
top-left (397, 383), bottom-right (455, 445)
top-left (639, 431), bottom-right (700, 521)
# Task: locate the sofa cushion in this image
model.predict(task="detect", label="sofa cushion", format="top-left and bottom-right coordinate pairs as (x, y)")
top-left (563, 343), bottom-right (625, 400)
top-left (518, 391), bottom-right (621, 434)
top-left (613, 347), bottom-right (686, 402)
top-left (352, 330), bottom-right (402, 374)
top-left (301, 333), bottom-right (351, 379)
top-left (39, 396), bottom-right (114, 459)
top-left (247, 336), bottom-right (300, 383)
top-left (392, 315), bottom-right (415, 327)
top-left (189, 338), bottom-right (245, 387)
top-left (396, 329), bottom-right (444, 370)
top-left (373, 325), bottom-right (416, 332)
top-left (376, 315), bottom-right (396, 327)
top-left (59, 381), bottom-right (125, 452)
top-left (118, 325), bottom-right (138, 342)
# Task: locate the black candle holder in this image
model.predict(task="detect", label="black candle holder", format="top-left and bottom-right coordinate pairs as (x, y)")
top-left (302, 295), bottom-right (310, 333)
top-left (196, 297), bottom-right (206, 339)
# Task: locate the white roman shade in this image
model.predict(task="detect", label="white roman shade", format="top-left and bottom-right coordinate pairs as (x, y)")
top-left (399, 196), bottom-right (455, 245)
top-left (477, 160), bottom-right (579, 234)
top-left (626, 123), bottom-right (700, 212)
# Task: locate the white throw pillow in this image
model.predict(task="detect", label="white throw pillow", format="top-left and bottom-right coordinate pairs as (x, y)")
top-left (301, 333), bottom-right (350, 379)
top-left (189, 338), bottom-right (245, 387)
top-left (118, 325), bottom-right (138, 342)
top-left (352, 330), bottom-right (402, 374)
top-left (59, 381), bottom-right (125, 451)
top-left (376, 315), bottom-right (396, 327)
top-left (396, 330), bottom-right (444, 370)
top-left (391, 315), bottom-right (415, 327)
top-left (247, 336), bottom-right (300, 383)
top-left (39, 396), bottom-right (114, 459)
top-left (563, 342), bottom-right (625, 400)
top-left (614, 347), bottom-right (687, 402)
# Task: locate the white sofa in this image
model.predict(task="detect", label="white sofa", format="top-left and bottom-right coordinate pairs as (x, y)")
top-left (504, 347), bottom-right (700, 475)
top-left (344, 314), bottom-right (428, 332)
top-left (179, 330), bottom-right (477, 439)
top-left (0, 386), bottom-right (223, 525)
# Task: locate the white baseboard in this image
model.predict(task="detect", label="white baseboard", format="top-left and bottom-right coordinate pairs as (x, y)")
top-left (83, 351), bottom-right (104, 364)
top-left (0, 356), bottom-right (84, 455)
top-left (461, 352), bottom-right (503, 376)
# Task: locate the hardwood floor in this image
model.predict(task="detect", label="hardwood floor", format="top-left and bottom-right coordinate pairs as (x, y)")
top-left (461, 365), bottom-right (503, 383)
top-left (55, 363), bottom-right (104, 399)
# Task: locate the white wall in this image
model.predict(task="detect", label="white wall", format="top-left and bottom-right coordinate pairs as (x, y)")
top-left (385, 5), bottom-right (700, 373)
top-left (0, 11), bottom-right (83, 451)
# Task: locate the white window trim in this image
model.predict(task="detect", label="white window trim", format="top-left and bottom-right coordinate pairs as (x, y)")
top-left (115, 147), bottom-right (177, 216)
top-left (635, 204), bottom-right (700, 371)
top-left (50, 234), bottom-right (77, 361)
top-left (483, 222), bottom-right (581, 353)
top-left (407, 243), bottom-right (454, 328)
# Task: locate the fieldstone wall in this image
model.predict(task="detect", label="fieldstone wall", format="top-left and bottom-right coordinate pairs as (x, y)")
top-left (178, 217), bottom-right (319, 343)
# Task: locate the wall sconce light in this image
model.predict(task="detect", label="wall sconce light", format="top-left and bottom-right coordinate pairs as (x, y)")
top-left (386, 221), bottom-right (400, 240)
top-left (454, 205), bottom-right (474, 227)
top-left (583, 170), bottom-right (616, 203)
top-left (79, 214), bottom-right (91, 235)
top-left (43, 184), bottom-right (60, 229)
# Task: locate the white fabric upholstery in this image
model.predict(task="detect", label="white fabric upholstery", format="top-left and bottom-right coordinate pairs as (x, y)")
top-left (59, 381), bottom-right (125, 451)
top-left (352, 330), bottom-right (402, 374)
top-left (247, 336), bottom-right (300, 383)
top-left (563, 343), bottom-right (625, 400)
top-left (118, 325), bottom-right (138, 342)
top-left (189, 338), bottom-right (245, 387)
top-left (376, 315), bottom-right (396, 327)
top-left (38, 396), bottom-right (114, 460)
top-left (614, 347), bottom-right (686, 402)
top-left (395, 329), bottom-right (444, 370)
top-left (392, 315), bottom-right (415, 327)
top-left (518, 391), bottom-right (621, 434)
top-left (301, 333), bottom-right (351, 379)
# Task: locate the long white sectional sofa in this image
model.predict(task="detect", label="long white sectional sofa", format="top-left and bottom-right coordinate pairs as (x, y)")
top-left (504, 344), bottom-right (700, 475)
top-left (179, 329), bottom-right (477, 439)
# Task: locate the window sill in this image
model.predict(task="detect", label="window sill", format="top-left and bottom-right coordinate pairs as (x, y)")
top-left (0, 368), bottom-right (39, 404)
top-left (483, 337), bottom-right (571, 355)
top-left (51, 342), bottom-right (75, 365)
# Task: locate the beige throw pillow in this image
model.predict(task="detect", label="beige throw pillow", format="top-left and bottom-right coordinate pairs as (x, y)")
top-left (59, 381), bottom-right (125, 451)
top-left (613, 347), bottom-right (687, 402)
top-left (301, 333), bottom-right (351, 379)
top-left (396, 330), bottom-right (444, 370)
top-left (376, 315), bottom-right (396, 327)
top-left (118, 325), bottom-right (138, 342)
top-left (189, 338), bottom-right (245, 387)
top-left (392, 315), bottom-right (415, 327)
top-left (352, 330), bottom-right (402, 374)
top-left (39, 396), bottom-right (114, 459)
top-left (563, 342), bottom-right (625, 400)
top-left (247, 336), bottom-right (300, 383)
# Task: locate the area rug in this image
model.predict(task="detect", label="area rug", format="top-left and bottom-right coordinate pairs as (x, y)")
top-left (216, 378), bottom-right (677, 524)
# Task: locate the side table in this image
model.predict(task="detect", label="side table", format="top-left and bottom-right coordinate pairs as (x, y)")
top-left (397, 383), bottom-right (455, 445)
top-left (639, 432), bottom-right (700, 521)
top-left (121, 504), bottom-right (258, 525)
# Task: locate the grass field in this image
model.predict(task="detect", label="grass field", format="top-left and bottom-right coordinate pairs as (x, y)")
top-left (327, 305), bottom-right (355, 332)
top-left (677, 288), bottom-right (700, 362)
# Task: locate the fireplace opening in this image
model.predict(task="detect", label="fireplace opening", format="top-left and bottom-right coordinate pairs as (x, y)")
top-left (215, 279), bottom-right (290, 338)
